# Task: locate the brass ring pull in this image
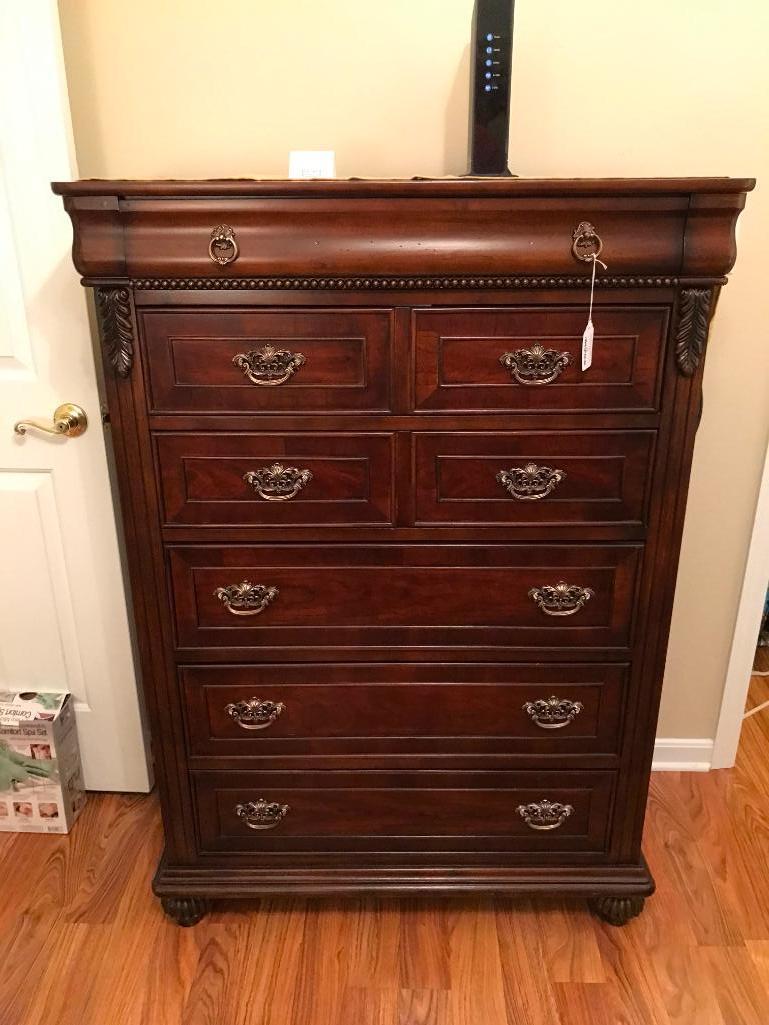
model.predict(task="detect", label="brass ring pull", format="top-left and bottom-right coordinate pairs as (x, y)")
top-left (209, 224), bottom-right (239, 266)
top-left (523, 697), bottom-right (584, 730)
top-left (517, 799), bottom-right (574, 831)
top-left (232, 345), bottom-right (306, 386)
top-left (499, 345), bottom-right (571, 385)
top-left (528, 581), bottom-right (594, 616)
top-left (214, 581), bottom-right (279, 617)
top-left (235, 798), bottom-right (290, 830)
top-left (243, 463), bottom-right (313, 502)
top-left (496, 464), bottom-right (566, 501)
top-left (571, 221), bottom-right (603, 262)
top-left (225, 698), bottom-right (285, 731)
top-left (14, 403), bottom-right (88, 438)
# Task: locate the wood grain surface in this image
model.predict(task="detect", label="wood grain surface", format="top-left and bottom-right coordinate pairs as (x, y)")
top-left (2, 693), bottom-right (767, 1025)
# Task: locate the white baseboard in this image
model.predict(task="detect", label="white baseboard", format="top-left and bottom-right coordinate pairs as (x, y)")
top-left (651, 738), bottom-right (714, 772)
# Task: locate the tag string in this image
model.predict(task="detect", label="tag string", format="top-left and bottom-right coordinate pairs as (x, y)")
top-left (587, 252), bottom-right (608, 325)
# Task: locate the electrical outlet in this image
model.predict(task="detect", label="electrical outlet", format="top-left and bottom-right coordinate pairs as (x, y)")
top-left (288, 151), bottom-right (336, 179)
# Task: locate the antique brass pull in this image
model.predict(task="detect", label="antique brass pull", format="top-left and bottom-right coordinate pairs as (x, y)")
top-left (497, 463), bottom-right (566, 501)
top-left (517, 799), bottom-right (574, 831)
top-left (225, 697), bottom-right (285, 731)
top-left (14, 403), bottom-right (88, 438)
top-left (235, 798), bottom-right (290, 830)
top-left (232, 345), bottom-right (306, 386)
top-left (523, 697), bottom-right (584, 730)
top-left (571, 221), bottom-right (603, 262)
top-left (214, 581), bottom-right (279, 617)
top-left (499, 345), bottom-right (571, 385)
top-left (243, 463), bottom-right (313, 501)
top-left (529, 581), bottom-right (594, 617)
top-left (208, 224), bottom-right (239, 266)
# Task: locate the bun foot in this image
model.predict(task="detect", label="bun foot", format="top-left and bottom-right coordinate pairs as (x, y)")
top-left (588, 894), bottom-right (645, 926)
top-left (160, 896), bottom-right (212, 927)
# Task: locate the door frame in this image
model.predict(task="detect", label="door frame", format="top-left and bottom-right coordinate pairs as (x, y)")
top-left (711, 428), bottom-right (769, 767)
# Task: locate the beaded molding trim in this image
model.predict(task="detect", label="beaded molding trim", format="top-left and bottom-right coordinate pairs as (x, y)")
top-left (129, 274), bottom-right (679, 291)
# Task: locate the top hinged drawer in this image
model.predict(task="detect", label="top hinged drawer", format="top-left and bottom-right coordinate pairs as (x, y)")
top-left (53, 179), bottom-right (752, 281)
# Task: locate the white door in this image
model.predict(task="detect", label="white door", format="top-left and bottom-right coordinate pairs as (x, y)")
top-left (0, 2), bottom-right (151, 791)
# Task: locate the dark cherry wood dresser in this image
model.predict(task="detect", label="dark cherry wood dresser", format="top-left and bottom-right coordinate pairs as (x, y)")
top-left (54, 177), bottom-right (752, 926)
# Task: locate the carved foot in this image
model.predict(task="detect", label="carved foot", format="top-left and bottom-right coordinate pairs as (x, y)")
top-left (588, 894), bottom-right (645, 926)
top-left (160, 895), bottom-right (212, 927)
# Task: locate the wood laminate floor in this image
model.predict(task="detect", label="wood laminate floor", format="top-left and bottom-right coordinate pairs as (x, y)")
top-left (2, 685), bottom-right (769, 1025)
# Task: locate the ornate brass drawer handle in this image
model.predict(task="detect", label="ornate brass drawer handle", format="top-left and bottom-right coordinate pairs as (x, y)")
top-left (523, 696), bottom-right (584, 730)
top-left (528, 581), bottom-right (594, 617)
top-left (225, 698), bottom-right (285, 730)
top-left (496, 463), bottom-right (566, 501)
top-left (232, 345), bottom-right (306, 386)
top-left (214, 581), bottom-right (279, 617)
top-left (499, 345), bottom-right (571, 385)
top-left (517, 799), bottom-right (574, 831)
top-left (235, 798), bottom-right (290, 831)
top-left (243, 463), bottom-right (313, 502)
top-left (209, 224), bottom-right (239, 266)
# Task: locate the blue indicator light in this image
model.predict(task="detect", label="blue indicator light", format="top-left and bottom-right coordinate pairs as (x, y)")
top-left (484, 84), bottom-right (492, 92)
top-left (485, 59), bottom-right (492, 66)
top-left (485, 46), bottom-right (493, 54)
top-left (485, 72), bottom-right (492, 79)
top-left (486, 33), bottom-right (494, 41)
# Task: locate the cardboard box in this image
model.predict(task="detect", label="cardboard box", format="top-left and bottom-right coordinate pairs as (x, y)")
top-left (0, 692), bottom-right (86, 833)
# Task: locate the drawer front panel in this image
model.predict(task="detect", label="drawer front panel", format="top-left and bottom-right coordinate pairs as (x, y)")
top-left (143, 309), bottom-right (392, 413)
top-left (414, 431), bottom-right (655, 528)
top-left (193, 769), bottom-right (615, 853)
top-left (413, 307), bottom-right (668, 412)
top-left (156, 432), bottom-right (395, 526)
top-left (170, 544), bottom-right (641, 652)
top-left (98, 194), bottom-right (688, 279)
top-left (182, 663), bottom-right (626, 757)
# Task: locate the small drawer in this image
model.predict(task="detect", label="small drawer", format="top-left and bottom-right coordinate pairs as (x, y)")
top-left (414, 431), bottom-right (655, 530)
top-left (192, 769), bottom-right (616, 854)
top-left (169, 543), bottom-right (641, 656)
top-left (182, 663), bottom-right (626, 759)
top-left (155, 432), bottom-right (395, 526)
top-left (413, 306), bottom-right (668, 413)
top-left (142, 308), bottom-right (392, 413)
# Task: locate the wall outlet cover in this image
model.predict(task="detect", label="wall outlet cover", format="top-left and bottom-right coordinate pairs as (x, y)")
top-left (288, 151), bottom-right (336, 179)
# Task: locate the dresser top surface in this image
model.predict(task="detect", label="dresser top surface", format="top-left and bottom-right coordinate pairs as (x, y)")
top-left (51, 176), bottom-right (755, 200)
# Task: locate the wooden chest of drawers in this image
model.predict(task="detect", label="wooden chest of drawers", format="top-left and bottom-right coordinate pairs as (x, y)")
top-left (54, 176), bottom-right (752, 927)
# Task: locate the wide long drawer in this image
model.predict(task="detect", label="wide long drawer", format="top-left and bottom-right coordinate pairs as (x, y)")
top-left (142, 308), bottom-right (392, 413)
top-left (181, 663), bottom-right (627, 758)
top-left (414, 430), bottom-right (655, 529)
top-left (155, 432), bottom-right (395, 526)
top-left (413, 306), bottom-right (668, 413)
top-left (169, 544), bottom-right (641, 653)
top-left (192, 769), bottom-right (616, 854)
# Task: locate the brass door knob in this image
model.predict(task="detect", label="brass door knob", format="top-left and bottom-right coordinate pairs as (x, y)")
top-left (14, 403), bottom-right (88, 438)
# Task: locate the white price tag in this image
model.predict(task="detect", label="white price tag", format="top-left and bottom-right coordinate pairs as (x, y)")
top-left (582, 319), bottom-right (594, 371)
top-left (581, 251), bottom-right (606, 372)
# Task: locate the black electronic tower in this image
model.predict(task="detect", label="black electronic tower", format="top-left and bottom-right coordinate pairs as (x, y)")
top-left (467, 0), bottom-right (515, 176)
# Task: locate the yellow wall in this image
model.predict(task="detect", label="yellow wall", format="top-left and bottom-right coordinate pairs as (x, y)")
top-left (58, 0), bottom-right (769, 740)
